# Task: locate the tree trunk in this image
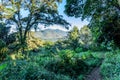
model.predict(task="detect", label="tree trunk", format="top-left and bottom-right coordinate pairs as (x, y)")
top-left (19, 29), bottom-right (27, 54)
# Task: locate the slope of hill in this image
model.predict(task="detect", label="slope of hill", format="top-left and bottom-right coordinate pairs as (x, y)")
top-left (34, 29), bottom-right (68, 42)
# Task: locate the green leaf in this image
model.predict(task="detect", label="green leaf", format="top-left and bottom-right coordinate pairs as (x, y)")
top-left (0, 63), bottom-right (7, 71)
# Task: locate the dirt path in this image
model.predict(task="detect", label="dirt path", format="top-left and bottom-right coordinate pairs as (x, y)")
top-left (85, 67), bottom-right (102, 80)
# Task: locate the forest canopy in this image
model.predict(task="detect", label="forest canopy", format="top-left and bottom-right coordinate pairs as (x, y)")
top-left (65, 0), bottom-right (120, 46)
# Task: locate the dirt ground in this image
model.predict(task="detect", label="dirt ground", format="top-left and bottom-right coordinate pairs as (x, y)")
top-left (85, 67), bottom-right (102, 80)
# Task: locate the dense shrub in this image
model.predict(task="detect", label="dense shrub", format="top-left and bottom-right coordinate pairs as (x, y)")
top-left (0, 48), bottom-right (104, 80)
top-left (100, 53), bottom-right (120, 80)
top-left (75, 47), bottom-right (84, 53)
top-left (50, 40), bottom-right (70, 53)
top-left (0, 47), bottom-right (9, 59)
top-left (0, 60), bottom-right (71, 80)
top-left (75, 51), bottom-right (102, 68)
top-left (58, 50), bottom-right (75, 61)
top-left (46, 58), bottom-right (88, 79)
top-left (45, 50), bottom-right (89, 79)
top-left (30, 54), bottom-right (54, 67)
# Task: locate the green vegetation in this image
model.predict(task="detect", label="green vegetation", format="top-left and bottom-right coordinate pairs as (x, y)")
top-left (100, 51), bottom-right (120, 80)
top-left (68, 26), bottom-right (80, 50)
top-left (65, 0), bottom-right (120, 46)
top-left (0, 26), bottom-right (120, 79)
top-left (0, 48), bottom-right (103, 80)
top-left (1, 0), bottom-right (69, 53)
top-left (0, 0), bottom-right (120, 80)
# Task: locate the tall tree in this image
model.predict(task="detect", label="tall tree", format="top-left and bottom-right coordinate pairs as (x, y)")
top-left (68, 26), bottom-right (80, 50)
top-left (79, 25), bottom-right (92, 49)
top-left (65, 0), bottom-right (120, 46)
top-left (0, 0), bottom-right (70, 53)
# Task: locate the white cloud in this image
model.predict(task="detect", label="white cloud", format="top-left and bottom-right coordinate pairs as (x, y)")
top-left (38, 24), bottom-right (70, 31)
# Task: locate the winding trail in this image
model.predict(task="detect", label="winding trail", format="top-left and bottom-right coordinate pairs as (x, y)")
top-left (85, 67), bottom-right (102, 80)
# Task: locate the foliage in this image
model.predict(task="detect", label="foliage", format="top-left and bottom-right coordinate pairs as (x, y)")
top-left (0, 63), bottom-right (7, 72)
top-left (27, 37), bottom-right (43, 51)
top-left (45, 50), bottom-right (89, 79)
top-left (1, 1), bottom-right (120, 79)
top-left (0, 39), bottom-right (9, 61)
top-left (0, 60), bottom-right (71, 80)
top-left (7, 32), bottom-right (44, 54)
top-left (43, 41), bottom-right (54, 50)
top-left (75, 47), bottom-right (84, 53)
top-left (0, 23), bottom-right (16, 60)
top-left (65, 0), bottom-right (120, 47)
top-left (0, 46), bottom-right (105, 80)
top-left (0, 23), bottom-right (10, 41)
top-left (79, 25), bottom-right (93, 49)
top-left (89, 40), bottom-right (117, 51)
top-left (58, 50), bottom-right (76, 61)
top-left (68, 26), bottom-right (79, 40)
top-left (50, 40), bottom-right (70, 53)
top-left (5, 33), bottom-right (16, 45)
top-left (0, 39), bottom-right (6, 48)
top-left (0, 47), bottom-right (8, 55)
top-left (100, 52), bottom-right (120, 80)
top-left (0, 23), bottom-right (16, 45)
top-left (67, 26), bottom-right (93, 50)
top-left (68, 26), bottom-right (80, 50)
top-left (1, 0), bottom-right (70, 53)
top-left (75, 51), bottom-right (103, 67)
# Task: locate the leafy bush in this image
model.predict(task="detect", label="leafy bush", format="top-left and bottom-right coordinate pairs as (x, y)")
top-left (58, 50), bottom-right (75, 62)
top-left (100, 53), bottom-right (120, 80)
top-left (0, 60), bottom-right (71, 80)
top-left (0, 39), bottom-right (9, 61)
top-left (75, 47), bottom-right (84, 53)
top-left (50, 40), bottom-right (70, 53)
top-left (44, 41), bottom-right (54, 48)
top-left (74, 51), bottom-right (102, 70)
top-left (0, 63), bottom-right (7, 72)
top-left (0, 47), bottom-right (9, 61)
top-left (30, 54), bottom-right (54, 67)
top-left (0, 40), bottom-right (9, 61)
top-left (45, 50), bottom-right (89, 79)
top-left (74, 51), bottom-right (92, 59)
top-left (46, 58), bottom-right (88, 78)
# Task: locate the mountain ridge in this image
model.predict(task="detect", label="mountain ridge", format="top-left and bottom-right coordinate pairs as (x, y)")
top-left (34, 29), bottom-right (68, 42)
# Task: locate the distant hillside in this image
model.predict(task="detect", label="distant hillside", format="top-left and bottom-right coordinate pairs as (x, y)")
top-left (34, 29), bottom-right (68, 42)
